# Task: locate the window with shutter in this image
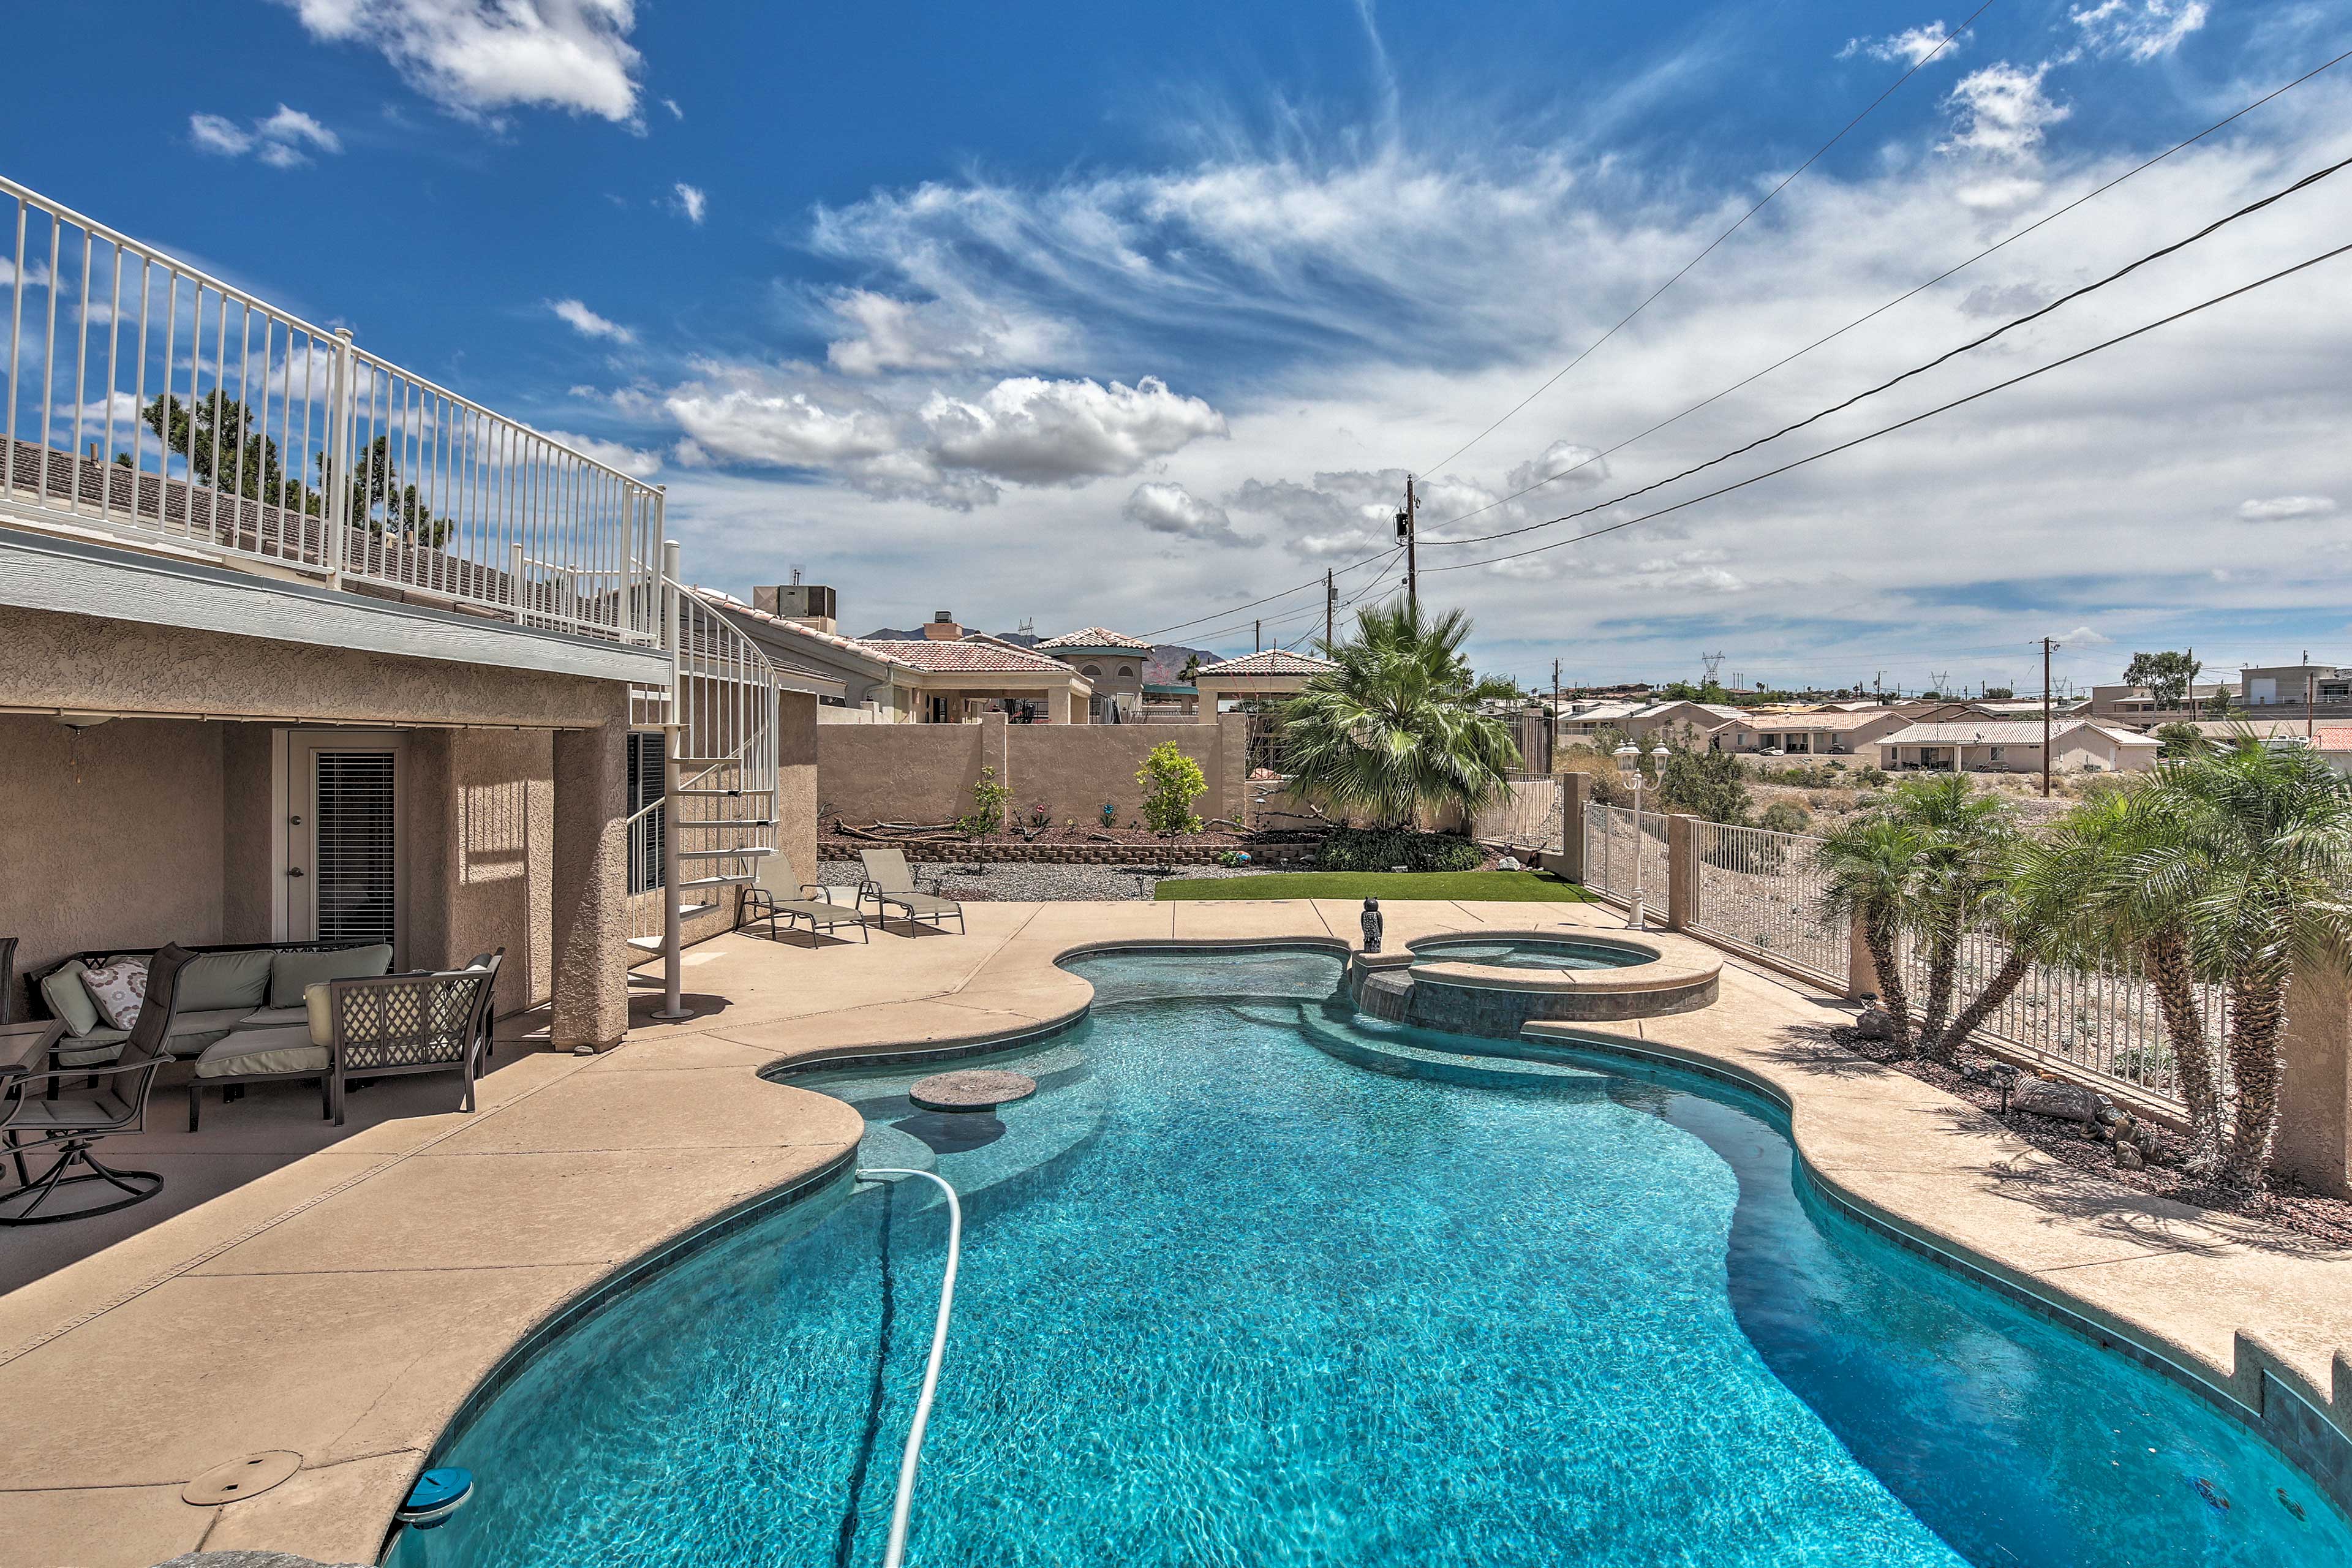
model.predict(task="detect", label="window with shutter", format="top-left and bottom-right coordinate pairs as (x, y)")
top-left (627, 731), bottom-right (666, 894)
top-left (314, 752), bottom-right (397, 946)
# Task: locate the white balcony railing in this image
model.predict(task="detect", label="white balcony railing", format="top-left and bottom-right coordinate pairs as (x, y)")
top-left (1, 173), bottom-right (662, 643)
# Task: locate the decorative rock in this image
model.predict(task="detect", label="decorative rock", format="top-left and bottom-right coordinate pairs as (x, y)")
top-left (2010, 1077), bottom-right (2109, 1124)
top-left (909, 1069), bottom-right (1037, 1113)
top-left (1853, 1008), bottom-right (1898, 1042)
top-left (1497, 855), bottom-right (1521, 871)
top-left (2116, 1142), bottom-right (2146, 1170)
top-left (2133, 1121), bottom-right (2163, 1157)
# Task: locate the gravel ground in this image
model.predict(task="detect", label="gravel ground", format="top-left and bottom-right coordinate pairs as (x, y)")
top-left (816, 859), bottom-right (1264, 902)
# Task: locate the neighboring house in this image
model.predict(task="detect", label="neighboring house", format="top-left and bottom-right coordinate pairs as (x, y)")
top-left (861, 631), bottom-right (1096, 723)
top-left (1875, 720), bottom-right (2159, 774)
top-left (1715, 710), bottom-right (1910, 756)
top-left (1192, 649), bottom-right (1338, 713)
top-left (1036, 627), bottom-right (1155, 722)
top-left (704, 587), bottom-right (927, 720)
top-left (1553, 700), bottom-right (1649, 742)
top-left (2242, 664), bottom-right (2352, 707)
top-left (2089, 682), bottom-right (2229, 721)
top-left (0, 175), bottom-right (823, 1050)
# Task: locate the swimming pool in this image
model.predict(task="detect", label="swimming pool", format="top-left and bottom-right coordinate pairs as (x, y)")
top-left (394, 949), bottom-right (2346, 1568)
top-left (1410, 933), bottom-right (1655, 969)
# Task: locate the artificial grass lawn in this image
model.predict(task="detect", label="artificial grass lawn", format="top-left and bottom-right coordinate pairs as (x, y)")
top-left (1153, 870), bottom-right (1594, 902)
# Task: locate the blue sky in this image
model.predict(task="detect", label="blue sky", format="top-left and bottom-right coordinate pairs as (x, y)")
top-left (5, 0), bottom-right (2347, 693)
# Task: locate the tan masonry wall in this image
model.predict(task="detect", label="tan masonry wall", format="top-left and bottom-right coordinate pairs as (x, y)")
top-left (818, 715), bottom-right (1247, 829)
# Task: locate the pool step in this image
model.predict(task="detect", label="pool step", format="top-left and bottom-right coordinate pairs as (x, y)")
top-left (1295, 1006), bottom-right (1612, 1093)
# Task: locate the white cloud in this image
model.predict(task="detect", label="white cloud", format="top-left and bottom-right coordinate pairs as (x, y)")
top-left (919, 376), bottom-right (1226, 486)
top-left (824, 289), bottom-right (1072, 377)
top-left (1940, 63), bottom-right (2069, 160)
top-left (662, 368), bottom-right (1225, 510)
top-left (673, 182), bottom-right (707, 224)
top-left (2070, 1), bottom-right (2209, 62)
top-left (276, 0), bottom-right (644, 123)
top-left (1125, 481), bottom-right (1257, 547)
top-left (1838, 23), bottom-right (1963, 67)
top-left (532, 428), bottom-right (662, 478)
top-left (548, 298), bottom-right (635, 342)
top-left (661, 96), bottom-right (683, 119)
top-left (2061, 625), bottom-right (2113, 646)
top-left (2237, 494), bottom-right (2337, 522)
top-left (190, 104), bottom-right (341, 167)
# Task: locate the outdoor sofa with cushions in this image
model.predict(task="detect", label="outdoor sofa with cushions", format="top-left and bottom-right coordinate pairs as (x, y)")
top-left (29, 941), bottom-right (394, 1073)
top-left (187, 951), bottom-right (502, 1129)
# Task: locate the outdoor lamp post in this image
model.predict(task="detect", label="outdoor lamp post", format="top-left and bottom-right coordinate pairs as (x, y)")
top-left (1615, 741), bottom-right (1671, 929)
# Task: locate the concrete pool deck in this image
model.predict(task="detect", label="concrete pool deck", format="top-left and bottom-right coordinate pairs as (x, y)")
top-left (1, 897), bottom-right (2348, 1566)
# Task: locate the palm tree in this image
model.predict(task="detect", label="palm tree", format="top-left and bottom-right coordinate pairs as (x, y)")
top-left (1281, 601), bottom-right (1520, 829)
top-left (2024, 784), bottom-right (2228, 1172)
top-left (1882, 774), bottom-right (2018, 1058)
top-left (1816, 814), bottom-right (1928, 1045)
top-left (2142, 737), bottom-right (2352, 1189)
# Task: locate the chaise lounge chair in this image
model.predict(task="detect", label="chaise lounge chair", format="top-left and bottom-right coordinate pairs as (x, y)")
top-left (856, 848), bottom-right (968, 935)
top-left (741, 851), bottom-right (870, 944)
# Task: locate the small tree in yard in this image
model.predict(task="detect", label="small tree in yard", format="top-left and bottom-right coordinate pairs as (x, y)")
top-left (1137, 741), bottom-right (1208, 867)
top-left (2153, 721), bottom-right (2206, 758)
top-left (960, 766), bottom-right (1011, 870)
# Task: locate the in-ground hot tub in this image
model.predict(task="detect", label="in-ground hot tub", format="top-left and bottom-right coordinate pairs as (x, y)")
top-left (1349, 929), bottom-right (1719, 1036)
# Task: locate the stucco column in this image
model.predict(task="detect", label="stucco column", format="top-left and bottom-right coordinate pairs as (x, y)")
top-left (1665, 813), bottom-right (1698, 932)
top-left (1544, 771), bottom-right (1590, 884)
top-left (1046, 685), bottom-right (1073, 725)
top-left (2276, 963), bottom-right (2352, 1197)
top-left (550, 715), bottom-right (628, 1052)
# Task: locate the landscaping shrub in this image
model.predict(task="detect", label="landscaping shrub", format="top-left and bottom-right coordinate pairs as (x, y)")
top-left (1313, 827), bottom-right (1485, 873)
top-left (1757, 799), bottom-right (1814, 835)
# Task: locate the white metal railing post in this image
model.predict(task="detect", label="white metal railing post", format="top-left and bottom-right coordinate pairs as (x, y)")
top-left (325, 327), bottom-right (354, 586)
top-left (657, 533), bottom-right (688, 1020)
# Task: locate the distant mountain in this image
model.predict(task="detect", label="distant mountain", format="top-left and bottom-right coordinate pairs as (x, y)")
top-left (858, 627), bottom-right (1226, 685)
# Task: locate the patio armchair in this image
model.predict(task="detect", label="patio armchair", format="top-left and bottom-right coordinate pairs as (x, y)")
top-left (741, 851), bottom-right (869, 944)
top-left (187, 958), bottom-right (499, 1130)
top-left (857, 848), bottom-right (968, 935)
top-left (0, 941), bottom-right (189, 1224)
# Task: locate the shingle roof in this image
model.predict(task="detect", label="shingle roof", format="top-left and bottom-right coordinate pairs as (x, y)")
top-left (861, 639), bottom-right (1082, 674)
top-left (1035, 626), bottom-right (1154, 652)
top-left (1196, 649), bottom-right (1338, 677)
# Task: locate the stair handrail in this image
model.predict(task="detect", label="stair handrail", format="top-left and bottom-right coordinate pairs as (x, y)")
top-left (856, 1167), bottom-right (965, 1568)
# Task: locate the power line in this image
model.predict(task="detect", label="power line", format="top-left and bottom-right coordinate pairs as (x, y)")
top-left (1137, 551), bottom-right (1392, 639)
top-left (1420, 45), bottom-right (2352, 537)
top-left (1417, 1), bottom-right (1996, 480)
top-left (1419, 148), bottom-right (2352, 551)
top-left (1423, 239), bottom-right (2352, 577)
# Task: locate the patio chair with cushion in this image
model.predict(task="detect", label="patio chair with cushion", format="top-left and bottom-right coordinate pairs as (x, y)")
top-left (741, 850), bottom-right (869, 944)
top-left (187, 956), bottom-right (499, 1130)
top-left (857, 848), bottom-right (968, 935)
top-left (0, 941), bottom-right (190, 1224)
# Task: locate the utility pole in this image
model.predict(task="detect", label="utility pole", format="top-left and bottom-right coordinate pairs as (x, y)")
top-left (1395, 475), bottom-right (1419, 618)
top-left (2041, 636), bottom-right (2060, 798)
top-left (1254, 619), bottom-right (1262, 654)
top-left (2187, 645), bottom-right (2196, 721)
top-left (2307, 649), bottom-right (2315, 742)
top-left (1324, 568), bottom-right (1336, 649)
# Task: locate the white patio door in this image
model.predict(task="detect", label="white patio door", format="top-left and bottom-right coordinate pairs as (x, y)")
top-left (285, 733), bottom-right (406, 964)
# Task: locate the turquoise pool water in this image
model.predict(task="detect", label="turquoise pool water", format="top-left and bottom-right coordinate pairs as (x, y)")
top-left (394, 950), bottom-right (2346, 1568)
top-left (1410, 934), bottom-right (1653, 969)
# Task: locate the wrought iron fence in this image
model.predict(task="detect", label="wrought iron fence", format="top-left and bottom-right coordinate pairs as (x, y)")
top-left (1688, 820), bottom-right (1849, 985)
top-left (1, 172), bottom-right (662, 643)
top-left (1898, 929), bottom-right (2222, 1107)
top-left (1582, 803), bottom-right (1666, 907)
top-left (1474, 772), bottom-right (1562, 852)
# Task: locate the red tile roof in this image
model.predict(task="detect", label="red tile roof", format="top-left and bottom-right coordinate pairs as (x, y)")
top-left (1036, 626), bottom-right (1153, 652)
top-left (861, 639), bottom-right (1081, 674)
top-left (1197, 650), bottom-right (1337, 677)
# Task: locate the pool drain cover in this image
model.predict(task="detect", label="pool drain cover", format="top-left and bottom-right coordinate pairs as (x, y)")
top-left (182, 1449), bottom-right (301, 1506)
top-left (910, 1069), bottom-right (1036, 1112)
